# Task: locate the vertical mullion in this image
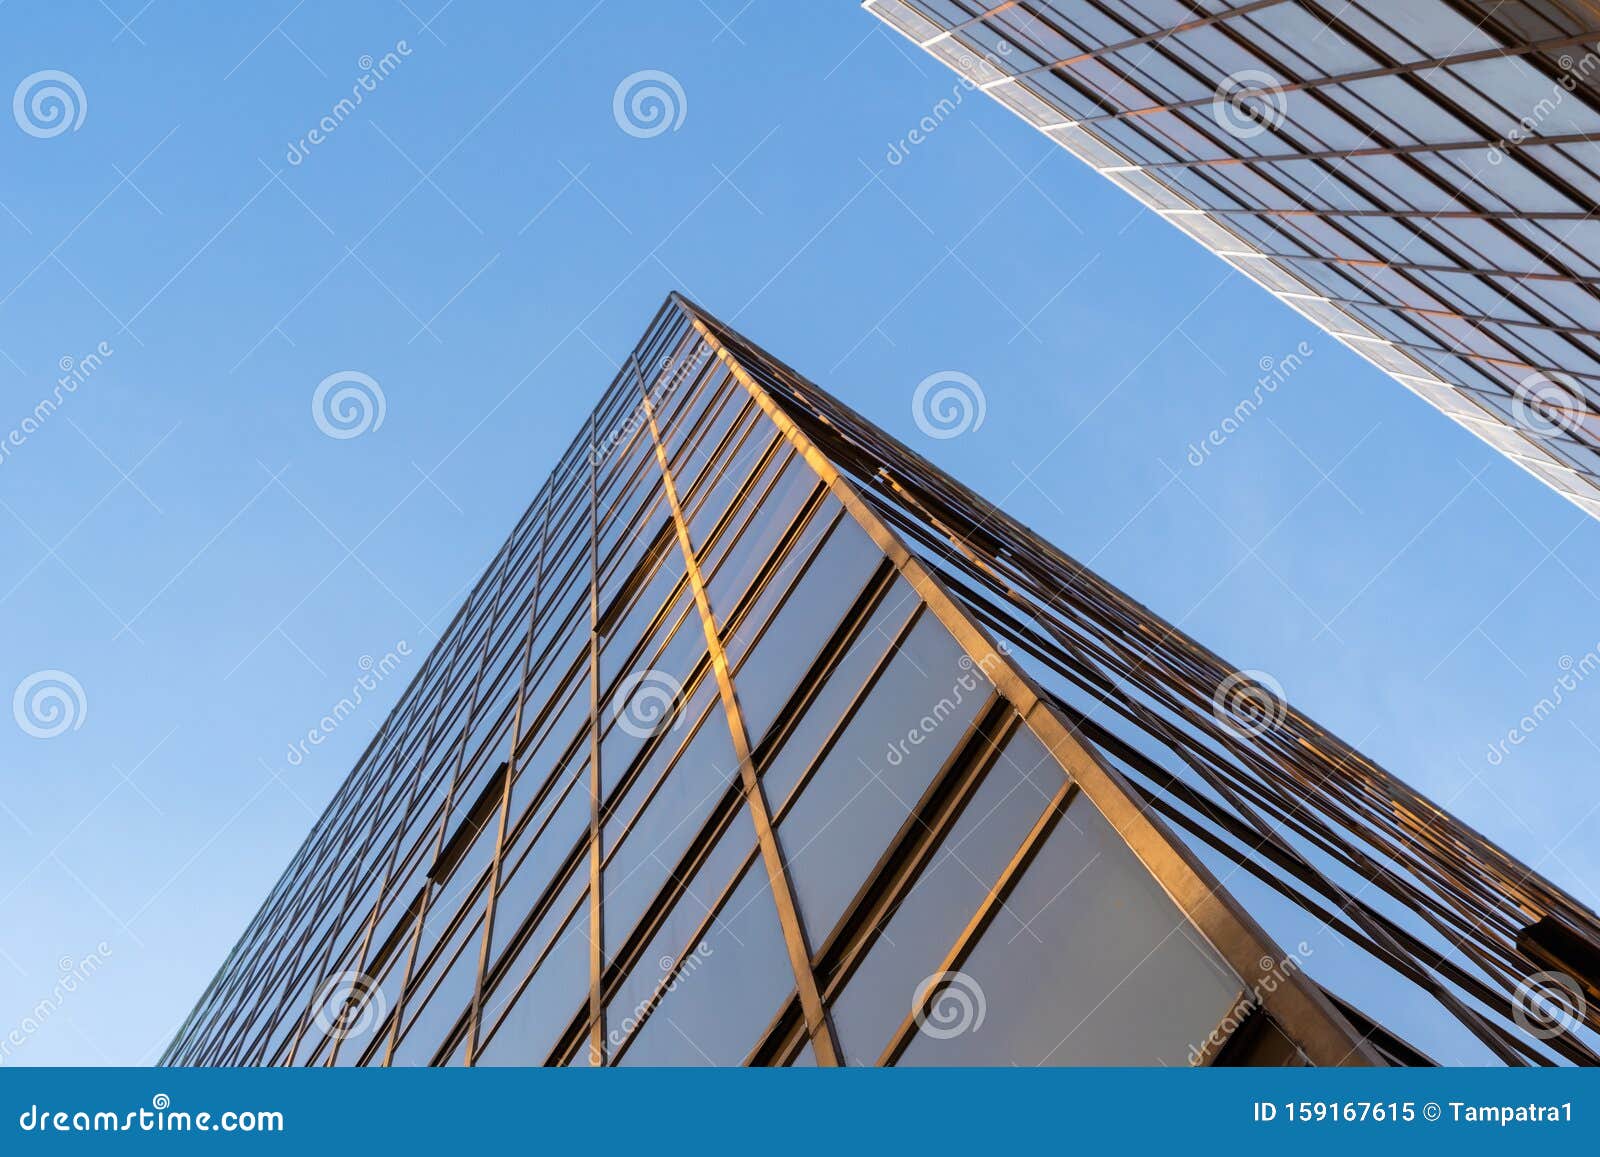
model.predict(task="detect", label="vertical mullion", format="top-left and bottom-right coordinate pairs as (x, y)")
top-left (634, 337), bottom-right (844, 1067)
top-left (465, 489), bottom-right (556, 1064)
top-left (586, 412), bottom-right (607, 1065)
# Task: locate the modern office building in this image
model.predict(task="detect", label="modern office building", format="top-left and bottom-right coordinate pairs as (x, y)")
top-left (864, 0), bottom-right (1600, 519)
top-left (164, 296), bottom-right (1599, 1067)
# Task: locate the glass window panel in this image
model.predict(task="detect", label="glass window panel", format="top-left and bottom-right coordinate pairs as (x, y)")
top-left (600, 539), bottom-right (688, 691)
top-left (493, 755), bottom-right (588, 962)
top-left (391, 919), bottom-right (481, 1067)
top-left (830, 722), bottom-right (1060, 1062)
top-left (779, 611), bottom-right (991, 946)
top-left (684, 425), bottom-right (778, 551)
top-left (702, 452), bottom-right (822, 628)
top-left (898, 788), bottom-right (1239, 1066)
top-left (724, 498), bottom-right (847, 665)
top-left (616, 861), bottom-right (792, 1066)
top-left (729, 514), bottom-right (885, 745)
top-left (599, 595), bottom-right (709, 799)
top-left (605, 810), bottom-right (756, 1056)
top-left (761, 578), bottom-right (920, 810)
top-left (603, 701), bottom-right (740, 956)
top-left (476, 883), bottom-right (590, 1067)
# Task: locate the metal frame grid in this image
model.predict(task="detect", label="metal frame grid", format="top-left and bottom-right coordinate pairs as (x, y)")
top-left (863, 0), bottom-right (1600, 520)
top-left (162, 295), bottom-right (1600, 1067)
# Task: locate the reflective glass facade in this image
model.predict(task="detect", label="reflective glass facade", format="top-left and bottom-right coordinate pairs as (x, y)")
top-left (164, 296), bottom-right (1600, 1067)
top-left (865, 0), bottom-right (1600, 519)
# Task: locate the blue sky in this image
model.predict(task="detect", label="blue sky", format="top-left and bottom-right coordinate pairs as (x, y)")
top-left (0, 0), bottom-right (1596, 1066)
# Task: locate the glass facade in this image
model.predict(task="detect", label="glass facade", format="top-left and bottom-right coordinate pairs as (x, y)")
top-left (864, 0), bottom-right (1600, 519)
top-left (163, 296), bottom-right (1600, 1067)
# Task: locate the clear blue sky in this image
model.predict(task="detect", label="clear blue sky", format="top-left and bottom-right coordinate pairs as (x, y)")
top-left (1, 1), bottom-right (1596, 1066)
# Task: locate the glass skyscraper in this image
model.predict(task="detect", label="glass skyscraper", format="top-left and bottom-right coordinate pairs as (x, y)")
top-left (864, 0), bottom-right (1600, 519)
top-left (163, 296), bottom-right (1600, 1067)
